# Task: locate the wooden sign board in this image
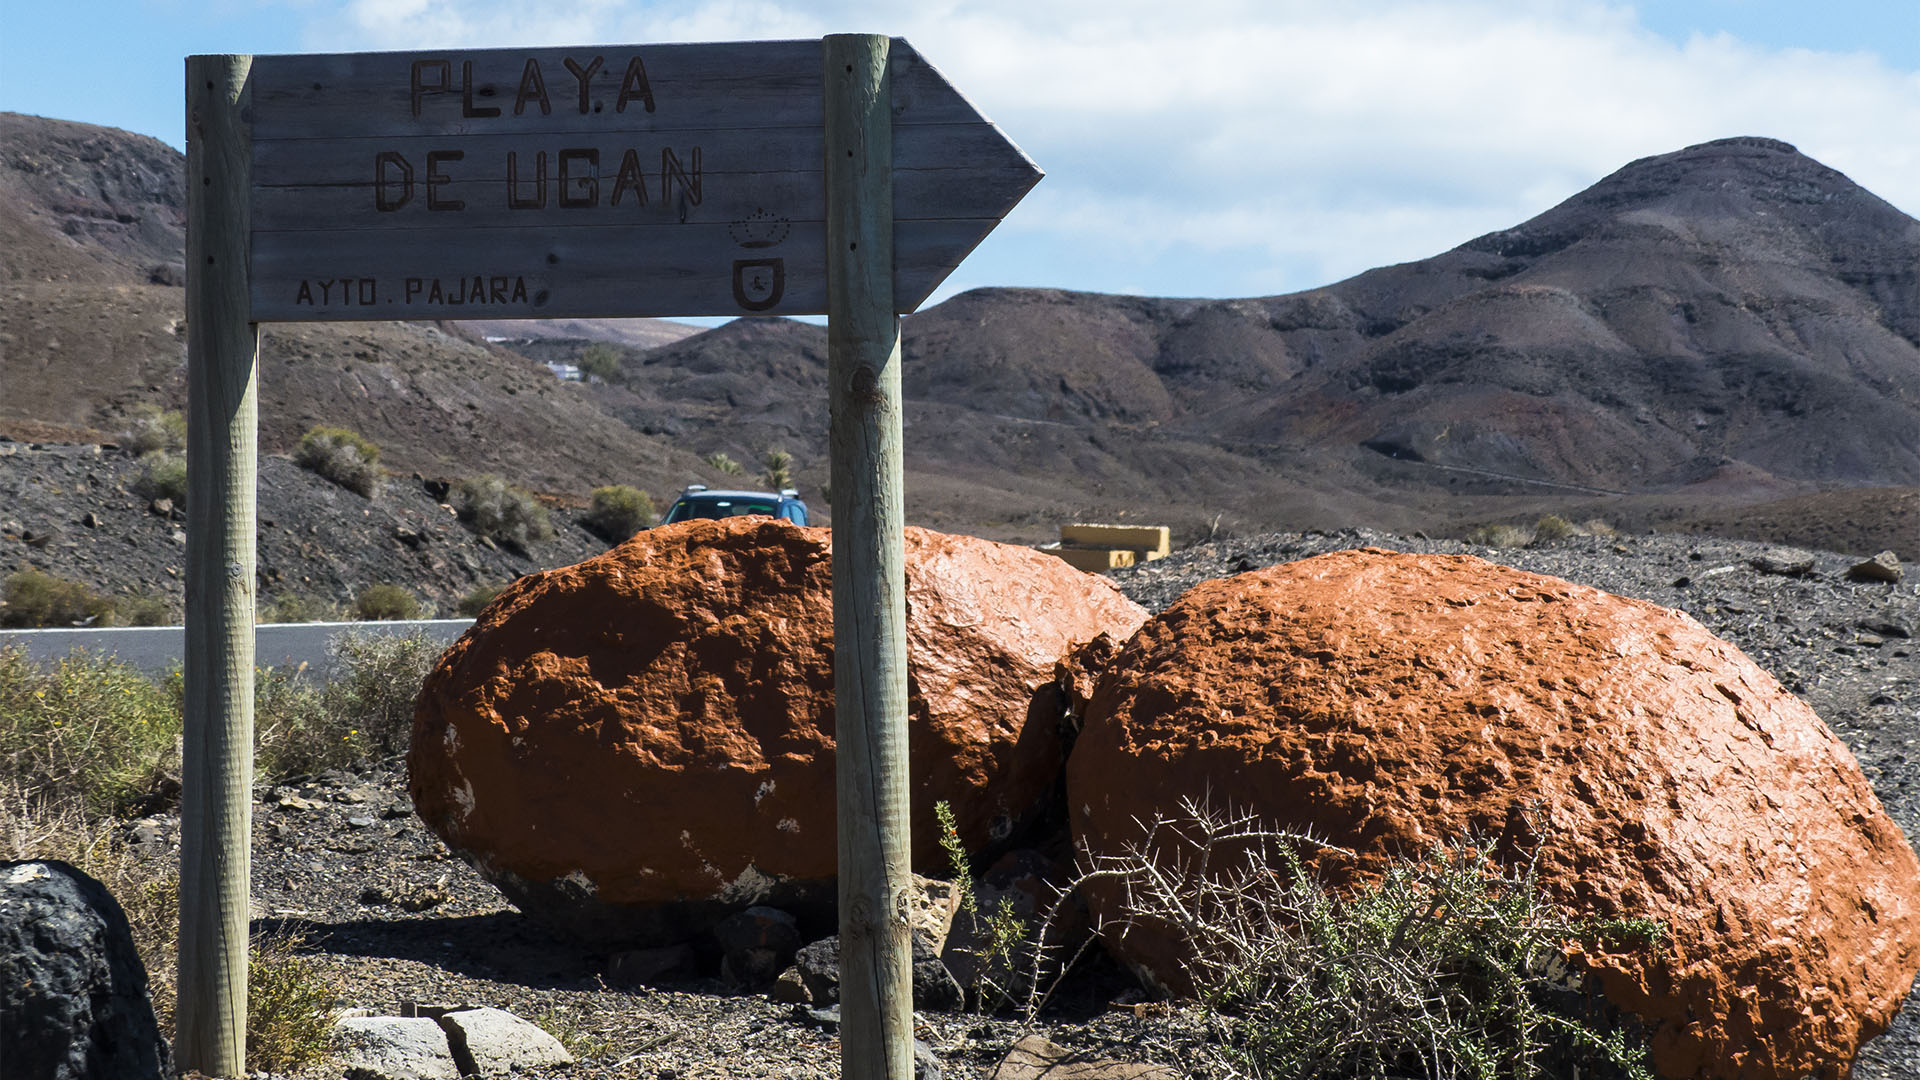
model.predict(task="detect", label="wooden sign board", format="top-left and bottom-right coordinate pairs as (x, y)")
top-left (247, 39), bottom-right (1040, 321)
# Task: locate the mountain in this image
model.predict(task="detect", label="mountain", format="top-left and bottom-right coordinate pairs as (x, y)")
top-left (899, 137), bottom-right (1920, 493)
top-left (0, 111), bottom-right (708, 497)
top-left (2, 114), bottom-right (1915, 564)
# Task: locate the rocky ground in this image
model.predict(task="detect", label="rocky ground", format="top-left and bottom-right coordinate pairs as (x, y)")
top-left (99, 526), bottom-right (1918, 1079)
top-left (0, 439), bottom-right (615, 623)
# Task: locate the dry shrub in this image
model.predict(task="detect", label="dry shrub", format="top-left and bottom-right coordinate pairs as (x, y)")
top-left (1464, 523), bottom-right (1535, 549)
top-left (294, 425), bottom-right (383, 498)
top-left (260, 590), bottom-right (344, 624)
top-left (254, 628), bottom-right (441, 780)
top-left (354, 583), bottom-right (421, 621)
top-left (1036, 799), bottom-right (1661, 1080)
top-left (247, 930), bottom-right (337, 1072)
top-left (3, 570), bottom-right (117, 628)
top-left (132, 452), bottom-right (188, 504)
top-left (119, 404), bottom-right (186, 456)
top-left (1532, 514), bottom-right (1577, 542)
top-left (0, 646), bottom-right (181, 816)
top-left (453, 474), bottom-right (553, 547)
top-left (585, 485), bottom-right (655, 543)
top-left (456, 581), bottom-right (507, 617)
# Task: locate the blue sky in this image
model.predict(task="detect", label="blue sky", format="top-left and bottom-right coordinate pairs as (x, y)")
top-left (5, 1), bottom-right (1917, 312)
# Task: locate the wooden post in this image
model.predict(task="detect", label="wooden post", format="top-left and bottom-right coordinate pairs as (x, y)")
top-left (181, 53), bottom-right (259, 1077)
top-left (824, 33), bottom-right (914, 1080)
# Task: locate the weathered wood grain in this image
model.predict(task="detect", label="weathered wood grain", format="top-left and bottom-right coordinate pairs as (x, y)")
top-left (825, 33), bottom-right (915, 1080)
top-left (248, 38), bottom-right (980, 141)
top-left (241, 36), bottom-right (1039, 320)
top-left (179, 51), bottom-right (258, 1079)
top-left (248, 217), bottom-right (1005, 320)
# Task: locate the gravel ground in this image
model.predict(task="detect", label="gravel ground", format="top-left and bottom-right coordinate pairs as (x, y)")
top-left (115, 527), bottom-right (1918, 1079)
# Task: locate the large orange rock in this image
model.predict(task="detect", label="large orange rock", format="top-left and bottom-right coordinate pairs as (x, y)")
top-left (1067, 548), bottom-right (1920, 1080)
top-left (410, 517), bottom-right (1145, 942)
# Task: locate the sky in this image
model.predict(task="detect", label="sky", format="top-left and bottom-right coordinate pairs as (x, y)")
top-left (4, 1), bottom-right (1918, 313)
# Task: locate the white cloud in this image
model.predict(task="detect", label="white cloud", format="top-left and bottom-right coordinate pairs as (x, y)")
top-left (293, 0), bottom-right (1920, 301)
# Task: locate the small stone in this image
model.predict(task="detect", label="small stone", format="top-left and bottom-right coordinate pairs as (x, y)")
top-left (1750, 547), bottom-right (1817, 577)
top-left (359, 878), bottom-right (450, 912)
top-left (1845, 551), bottom-right (1903, 584)
top-left (347, 814), bottom-right (377, 828)
top-left (714, 905), bottom-right (801, 959)
top-left (148, 497), bottom-right (173, 517)
top-left (769, 966), bottom-right (811, 1005)
top-left (438, 1007), bottom-right (574, 1073)
top-left (915, 1038), bottom-right (945, 1080)
top-left (795, 931), bottom-right (963, 1012)
top-left (81, 511), bottom-right (99, 528)
top-left (606, 943), bottom-right (697, 987)
top-left (795, 1004), bottom-right (840, 1032)
top-left (1860, 614), bottom-right (1913, 640)
top-left (331, 1015), bottom-right (461, 1080)
top-left (987, 1035), bottom-right (1177, 1080)
top-left (274, 792), bottom-right (324, 812)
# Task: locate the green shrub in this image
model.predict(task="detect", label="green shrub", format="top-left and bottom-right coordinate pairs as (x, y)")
top-left (0, 646), bottom-right (182, 816)
top-left (294, 425), bottom-right (383, 498)
top-left (760, 448), bottom-right (794, 491)
top-left (247, 931), bottom-right (336, 1072)
top-left (577, 343), bottom-right (622, 382)
top-left (1582, 518), bottom-right (1619, 538)
top-left (456, 582), bottom-right (507, 617)
top-left (453, 474), bottom-right (553, 547)
top-left (704, 451), bottom-right (745, 476)
top-left (354, 583), bottom-right (421, 621)
top-left (939, 799), bottom-right (1032, 1010)
top-left (2, 570), bottom-right (117, 628)
top-left (1057, 801), bottom-right (1661, 1080)
top-left (260, 591), bottom-right (344, 624)
top-left (585, 485), bottom-right (655, 542)
top-left (1533, 514), bottom-right (1577, 542)
top-left (120, 404), bottom-right (186, 456)
top-left (132, 452), bottom-right (188, 504)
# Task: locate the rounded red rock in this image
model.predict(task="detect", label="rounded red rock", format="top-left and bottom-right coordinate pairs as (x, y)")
top-left (1068, 548), bottom-right (1920, 1080)
top-left (409, 517), bottom-right (1145, 942)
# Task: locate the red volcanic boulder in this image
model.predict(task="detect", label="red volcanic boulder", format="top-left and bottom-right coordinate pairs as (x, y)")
top-left (410, 517), bottom-right (1145, 943)
top-left (1067, 549), bottom-right (1920, 1080)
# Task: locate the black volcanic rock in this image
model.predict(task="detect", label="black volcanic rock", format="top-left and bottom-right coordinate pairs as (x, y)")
top-left (0, 860), bottom-right (172, 1080)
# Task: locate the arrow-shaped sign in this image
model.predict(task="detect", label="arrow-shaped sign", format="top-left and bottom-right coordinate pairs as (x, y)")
top-left (244, 39), bottom-right (1041, 321)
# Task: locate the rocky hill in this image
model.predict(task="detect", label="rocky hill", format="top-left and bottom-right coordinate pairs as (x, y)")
top-left (3, 113), bottom-right (1916, 611)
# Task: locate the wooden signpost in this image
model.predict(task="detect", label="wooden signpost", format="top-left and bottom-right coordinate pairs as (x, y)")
top-left (182, 34), bottom-right (1038, 1078)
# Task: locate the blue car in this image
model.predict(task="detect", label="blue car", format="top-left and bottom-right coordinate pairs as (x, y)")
top-left (660, 485), bottom-right (810, 526)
